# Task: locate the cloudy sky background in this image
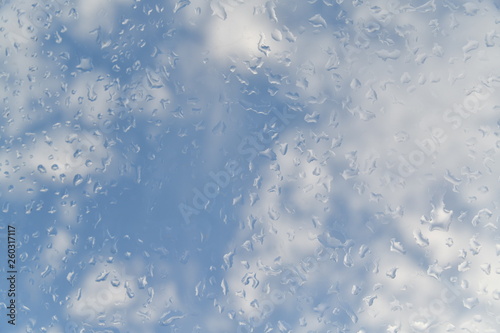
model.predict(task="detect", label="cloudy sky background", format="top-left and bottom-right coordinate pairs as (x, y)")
top-left (1, 0), bottom-right (500, 332)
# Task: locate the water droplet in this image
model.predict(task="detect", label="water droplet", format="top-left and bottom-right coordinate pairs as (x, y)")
top-left (66, 271), bottom-right (76, 284)
top-left (390, 238), bottom-right (406, 254)
top-left (463, 297), bottom-right (479, 309)
top-left (76, 57), bottom-right (94, 72)
top-left (125, 281), bottom-right (135, 298)
top-left (37, 165), bottom-right (47, 174)
top-left (394, 131), bottom-right (409, 142)
top-left (137, 276), bottom-right (148, 289)
top-left (159, 311), bottom-right (185, 325)
top-left (73, 174), bottom-right (84, 186)
top-left (95, 271), bottom-right (109, 282)
top-left (241, 272), bottom-right (259, 288)
top-left (421, 201), bottom-right (453, 231)
top-left (210, 0), bottom-right (227, 20)
top-left (271, 29), bottom-right (282, 41)
top-left (308, 14), bottom-right (327, 28)
top-left (386, 267), bottom-right (398, 279)
top-left (413, 229), bottom-right (430, 247)
top-left (375, 49), bottom-right (401, 61)
top-left (173, 0), bottom-right (190, 13)
top-left (268, 207), bottom-right (280, 220)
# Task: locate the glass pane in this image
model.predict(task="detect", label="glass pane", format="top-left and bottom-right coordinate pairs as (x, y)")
top-left (1, 0), bottom-right (499, 332)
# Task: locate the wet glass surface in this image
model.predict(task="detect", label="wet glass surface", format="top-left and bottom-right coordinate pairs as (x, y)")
top-left (1, 0), bottom-right (500, 332)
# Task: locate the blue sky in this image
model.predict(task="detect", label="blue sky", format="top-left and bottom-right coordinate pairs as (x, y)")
top-left (1, 0), bottom-right (500, 332)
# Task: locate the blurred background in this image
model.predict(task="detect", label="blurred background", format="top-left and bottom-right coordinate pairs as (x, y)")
top-left (1, 0), bottom-right (500, 332)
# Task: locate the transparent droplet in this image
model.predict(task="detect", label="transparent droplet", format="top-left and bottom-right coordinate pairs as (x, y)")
top-left (37, 165), bottom-right (47, 174)
top-left (73, 174), bottom-right (84, 186)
